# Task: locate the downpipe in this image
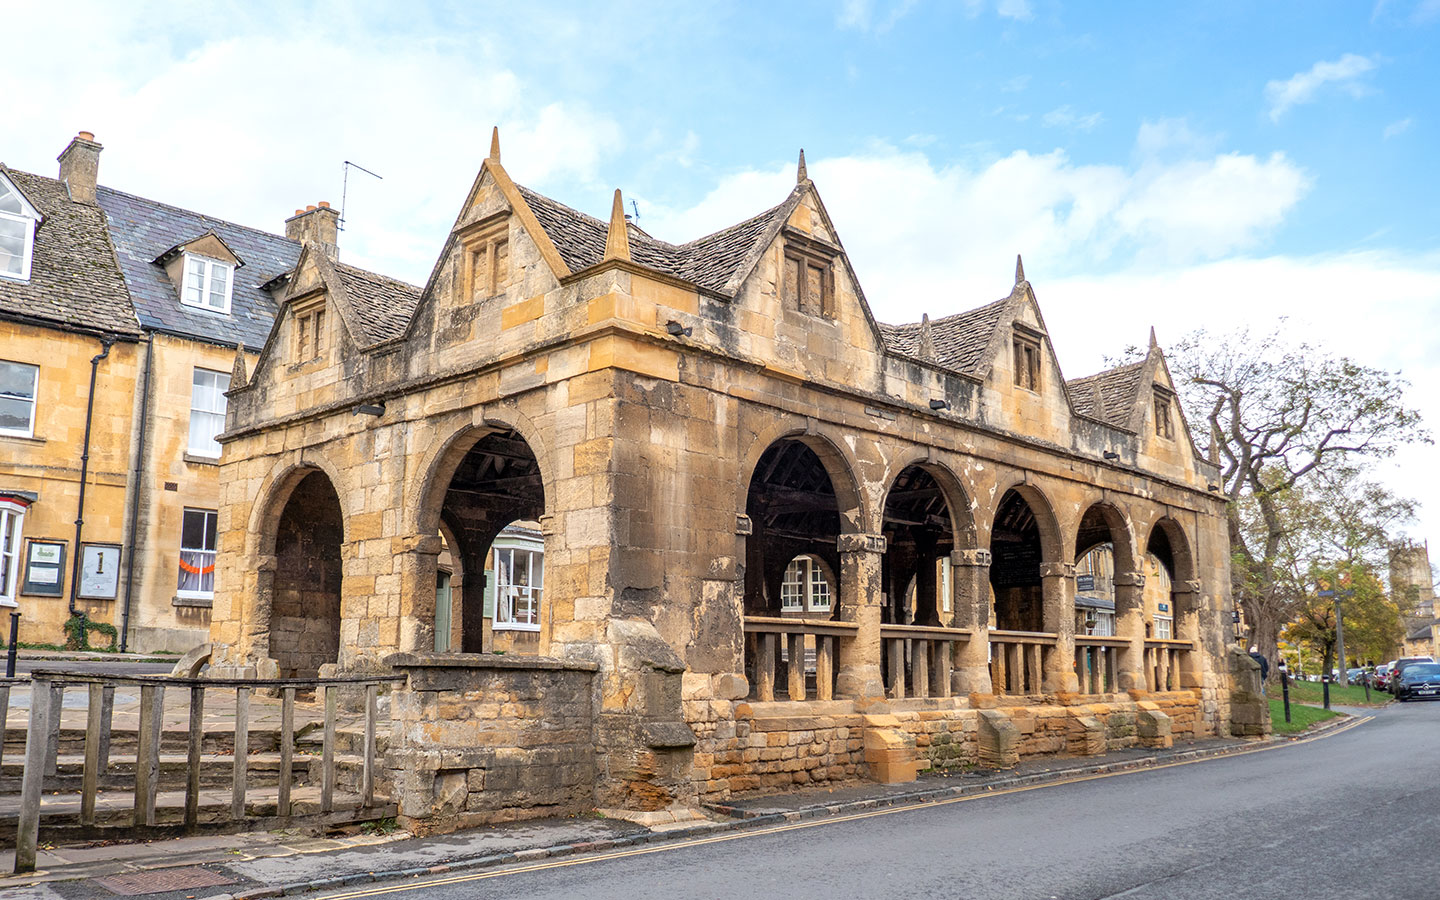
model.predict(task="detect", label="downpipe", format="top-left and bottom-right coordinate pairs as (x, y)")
top-left (67, 336), bottom-right (114, 627)
top-left (119, 335), bottom-right (154, 652)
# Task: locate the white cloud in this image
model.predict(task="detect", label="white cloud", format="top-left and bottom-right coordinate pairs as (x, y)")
top-left (997, 0), bottom-right (1033, 20)
top-left (1135, 117), bottom-right (1220, 159)
top-left (1042, 105), bottom-right (1104, 131)
top-left (1265, 53), bottom-right (1379, 122)
top-left (1384, 117), bottom-right (1415, 139)
top-left (1414, 0), bottom-right (1440, 23)
top-left (836, 0), bottom-right (919, 32)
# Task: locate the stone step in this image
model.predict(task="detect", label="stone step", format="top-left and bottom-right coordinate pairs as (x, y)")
top-left (0, 751), bottom-right (317, 792)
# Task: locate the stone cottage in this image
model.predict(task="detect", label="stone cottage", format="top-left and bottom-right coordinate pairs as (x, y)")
top-left (208, 132), bottom-right (1240, 827)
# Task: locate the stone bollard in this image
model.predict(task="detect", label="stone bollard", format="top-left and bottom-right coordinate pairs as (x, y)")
top-left (977, 709), bottom-right (1019, 768)
top-left (1069, 711), bottom-right (1106, 756)
top-left (1136, 702), bottom-right (1173, 749)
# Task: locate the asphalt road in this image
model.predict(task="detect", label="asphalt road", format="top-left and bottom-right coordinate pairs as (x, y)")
top-left (9, 658), bottom-right (175, 677)
top-left (325, 701), bottom-right (1440, 900)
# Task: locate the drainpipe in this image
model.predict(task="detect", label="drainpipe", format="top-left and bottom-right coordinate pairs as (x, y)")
top-left (67, 336), bottom-right (115, 619)
top-left (119, 335), bottom-right (154, 652)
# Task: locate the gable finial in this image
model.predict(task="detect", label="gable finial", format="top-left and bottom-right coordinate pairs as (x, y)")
top-left (1149, 325), bottom-right (1159, 349)
top-left (603, 188), bottom-right (631, 262)
top-left (1015, 254), bottom-right (1026, 285)
top-left (918, 312), bottom-right (935, 360)
top-left (489, 126), bottom-right (501, 162)
top-left (231, 342), bottom-right (248, 389)
top-left (797, 149), bottom-right (808, 184)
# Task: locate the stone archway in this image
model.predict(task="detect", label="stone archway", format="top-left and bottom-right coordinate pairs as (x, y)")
top-left (269, 470), bottom-right (344, 678)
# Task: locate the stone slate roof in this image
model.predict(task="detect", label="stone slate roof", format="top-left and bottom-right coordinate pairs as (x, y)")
top-left (98, 185), bottom-right (300, 349)
top-left (1068, 361), bottom-right (1146, 429)
top-left (878, 298), bottom-right (1010, 375)
top-left (516, 185), bottom-right (791, 296)
top-left (0, 167), bottom-right (139, 336)
top-left (333, 261), bottom-right (422, 345)
top-left (1406, 619), bottom-right (1439, 641)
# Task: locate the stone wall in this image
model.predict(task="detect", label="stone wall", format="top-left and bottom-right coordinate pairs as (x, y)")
top-left (384, 653), bottom-right (598, 832)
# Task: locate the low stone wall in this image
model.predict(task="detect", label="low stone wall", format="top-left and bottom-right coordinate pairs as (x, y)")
top-left (384, 653), bottom-right (598, 833)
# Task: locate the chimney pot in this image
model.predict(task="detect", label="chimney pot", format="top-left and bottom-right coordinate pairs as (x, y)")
top-left (57, 131), bottom-right (103, 205)
top-left (285, 203), bottom-right (341, 261)
top-left (305, 204), bottom-right (317, 212)
top-left (295, 209), bottom-right (305, 216)
top-left (318, 201), bottom-right (330, 208)
top-left (78, 131), bottom-right (95, 141)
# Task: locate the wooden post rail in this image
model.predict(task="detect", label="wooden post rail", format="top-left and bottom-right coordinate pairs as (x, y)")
top-left (988, 631), bottom-right (1058, 696)
top-left (1074, 636), bottom-right (1127, 695)
top-left (1144, 639), bottom-right (1194, 692)
top-left (879, 624), bottom-right (972, 701)
top-left (743, 616), bottom-right (859, 702)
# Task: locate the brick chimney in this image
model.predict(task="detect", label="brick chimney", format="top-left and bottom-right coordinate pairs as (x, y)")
top-left (57, 131), bottom-right (103, 205)
top-left (285, 202), bottom-right (339, 260)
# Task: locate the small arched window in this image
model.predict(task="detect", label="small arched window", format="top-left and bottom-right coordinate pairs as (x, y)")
top-left (781, 555), bottom-right (832, 614)
top-left (0, 174), bottom-right (39, 282)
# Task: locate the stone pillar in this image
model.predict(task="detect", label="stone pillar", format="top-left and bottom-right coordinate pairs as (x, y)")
top-left (1174, 580), bottom-right (1204, 688)
top-left (396, 533), bottom-right (444, 658)
top-left (836, 532), bottom-right (886, 702)
top-left (1040, 562), bottom-right (1079, 693)
top-left (950, 549), bottom-right (993, 695)
top-left (1113, 570), bottom-right (1147, 692)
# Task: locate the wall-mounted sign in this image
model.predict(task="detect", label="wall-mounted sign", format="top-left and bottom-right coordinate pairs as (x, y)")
top-left (1158, 602), bottom-right (1170, 613)
top-left (22, 540), bottom-right (66, 597)
top-left (1076, 574), bottom-right (1095, 592)
top-left (78, 543), bottom-right (121, 600)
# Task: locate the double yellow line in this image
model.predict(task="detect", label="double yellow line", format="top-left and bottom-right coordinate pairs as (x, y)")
top-left (320, 715), bottom-right (1371, 899)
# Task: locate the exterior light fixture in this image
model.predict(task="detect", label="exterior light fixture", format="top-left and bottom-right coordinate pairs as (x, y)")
top-left (1103, 450), bottom-right (1120, 460)
top-left (665, 320), bottom-right (692, 337)
top-left (929, 398), bottom-right (949, 411)
top-left (352, 402), bottom-right (385, 417)
top-left (1208, 483), bottom-right (1221, 492)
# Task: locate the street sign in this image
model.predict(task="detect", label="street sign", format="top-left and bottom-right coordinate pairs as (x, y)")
top-left (1076, 574), bottom-right (1095, 591)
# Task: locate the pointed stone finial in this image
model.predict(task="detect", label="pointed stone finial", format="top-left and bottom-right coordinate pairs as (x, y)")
top-left (1149, 325), bottom-right (1159, 349)
top-left (918, 313), bottom-right (935, 360)
top-left (1015, 254), bottom-right (1026, 285)
top-left (489, 126), bottom-right (501, 162)
top-left (797, 149), bottom-right (808, 184)
top-left (603, 188), bottom-right (631, 262)
top-left (231, 342), bottom-right (248, 389)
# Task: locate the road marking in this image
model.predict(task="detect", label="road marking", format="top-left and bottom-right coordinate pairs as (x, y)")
top-left (318, 715), bottom-right (1372, 899)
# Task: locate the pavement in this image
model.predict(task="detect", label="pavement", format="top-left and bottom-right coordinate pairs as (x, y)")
top-left (0, 709), bottom-right (1367, 900)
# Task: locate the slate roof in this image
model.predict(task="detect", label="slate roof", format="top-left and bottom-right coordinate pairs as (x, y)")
top-left (332, 261), bottom-right (422, 345)
top-left (0, 167), bottom-right (140, 336)
top-left (516, 185), bottom-right (792, 296)
top-left (98, 185), bottom-right (300, 349)
top-left (1068, 361), bottom-right (1146, 429)
top-left (878, 298), bottom-right (1011, 375)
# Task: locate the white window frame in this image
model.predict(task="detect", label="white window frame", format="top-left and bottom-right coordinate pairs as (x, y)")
top-left (187, 367), bottom-right (231, 457)
top-left (0, 174), bottom-right (38, 283)
top-left (176, 508), bottom-right (218, 600)
top-left (181, 253), bottom-right (234, 314)
top-left (0, 360), bottom-right (39, 438)
top-left (0, 500), bottom-right (25, 606)
top-left (1154, 615), bottom-right (1174, 640)
top-left (781, 555), bottom-right (831, 613)
top-left (493, 543), bottom-right (542, 631)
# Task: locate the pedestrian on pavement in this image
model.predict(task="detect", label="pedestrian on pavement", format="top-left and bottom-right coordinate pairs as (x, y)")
top-left (1249, 645), bottom-right (1269, 695)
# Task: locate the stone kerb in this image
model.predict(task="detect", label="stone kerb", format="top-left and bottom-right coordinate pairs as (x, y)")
top-left (384, 652), bottom-right (600, 834)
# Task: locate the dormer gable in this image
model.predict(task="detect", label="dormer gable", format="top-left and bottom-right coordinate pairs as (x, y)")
top-left (154, 231), bottom-right (243, 314)
top-left (0, 170), bottom-right (42, 282)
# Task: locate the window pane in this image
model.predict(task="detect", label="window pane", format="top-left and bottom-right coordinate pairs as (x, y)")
top-left (181, 509), bottom-right (206, 550)
top-left (0, 396), bottom-right (32, 432)
top-left (0, 218), bottom-right (26, 274)
top-left (208, 264), bottom-right (230, 308)
top-left (0, 185), bottom-right (21, 214)
top-left (203, 511), bottom-right (218, 551)
top-left (0, 361), bottom-right (36, 399)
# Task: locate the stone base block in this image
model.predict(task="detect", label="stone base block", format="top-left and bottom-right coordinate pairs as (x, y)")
top-left (862, 718), bottom-right (918, 785)
top-left (1136, 703), bottom-right (1173, 749)
top-left (978, 709), bottom-right (1019, 768)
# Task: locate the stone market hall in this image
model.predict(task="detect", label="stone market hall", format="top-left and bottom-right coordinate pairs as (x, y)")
top-left (207, 133), bottom-right (1245, 827)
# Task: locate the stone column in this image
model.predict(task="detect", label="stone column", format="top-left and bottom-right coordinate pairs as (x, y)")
top-left (836, 532), bottom-right (886, 702)
top-left (1040, 562), bottom-right (1079, 693)
top-left (395, 533), bottom-right (443, 659)
top-left (950, 549), bottom-right (994, 695)
top-left (1113, 570), bottom-right (1147, 692)
top-left (1174, 579), bottom-right (1204, 688)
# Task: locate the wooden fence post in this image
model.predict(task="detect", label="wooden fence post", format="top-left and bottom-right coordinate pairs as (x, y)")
top-left (232, 686), bottom-right (250, 821)
top-left (14, 675), bottom-right (53, 874)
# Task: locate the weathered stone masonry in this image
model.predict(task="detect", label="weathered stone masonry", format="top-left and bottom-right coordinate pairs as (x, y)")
top-left (209, 135), bottom-right (1244, 828)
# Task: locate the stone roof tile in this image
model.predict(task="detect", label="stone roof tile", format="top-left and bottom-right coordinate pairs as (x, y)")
top-left (879, 298), bottom-right (1011, 375)
top-left (332, 261), bottom-right (422, 345)
top-left (1068, 361), bottom-right (1146, 429)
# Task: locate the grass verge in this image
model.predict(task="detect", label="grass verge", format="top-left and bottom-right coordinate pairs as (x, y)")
top-left (1269, 699), bottom-right (1343, 735)
top-left (1281, 679), bottom-right (1388, 707)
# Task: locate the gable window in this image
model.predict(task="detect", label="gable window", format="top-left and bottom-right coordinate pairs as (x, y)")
top-left (781, 555), bottom-right (832, 613)
top-left (0, 360), bottom-right (39, 438)
top-left (188, 368), bottom-right (231, 457)
top-left (177, 508), bottom-right (218, 599)
top-left (0, 500), bottom-right (25, 606)
top-left (462, 219), bottom-right (511, 302)
top-left (295, 307), bottom-right (326, 360)
top-left (1013, 335), bottom-right (1041, 391)
top-left (1154, 389), bottom-right (1175, 440)
top-left (182, 254), bottom-right (233, 313)
top-left (783, 246), bottom-right (835, 317)
top-left (0, 175), bottom-right (37, 281)
top-left (494, 544), bottom-right (542, 630)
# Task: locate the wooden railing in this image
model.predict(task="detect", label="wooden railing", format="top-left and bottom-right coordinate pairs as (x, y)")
top-left (743, 616), bottom-right (857, 701)
top-left (1144, 640), bottom-right (1192, 692)
top-left (988, 631), bottom-right (1057, 696)
top-left (13, 670), bottom-right (403, 874)
top-left (1074, 636), bottom-right (1126, 694)
top-left (880, 624), bottom-right (971, 700)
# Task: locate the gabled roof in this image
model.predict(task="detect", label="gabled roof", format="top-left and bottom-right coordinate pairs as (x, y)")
top-left (1068, 361), bottom-right (1147, 430)
top-left (879, 297), bottom-right (1011, 376)
top-left (0, 167), bottom-right (139, 337)
top-left (331, 261), bottom-right (422, 345)
top-left (152, 230), bottom-right (244, 268)
top-left (517, 184), bottom-right (795, 297)
top-left (98, 185), bottom-right (299, 348)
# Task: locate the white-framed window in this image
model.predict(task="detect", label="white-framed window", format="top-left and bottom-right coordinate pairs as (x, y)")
top-left (0, 360), bottom-right (39, 438)
top-left (0, 174), bottom-right (38, 282)
top-left (188, 368), bottom-right (231, 457)
top-left (181, 254), bottom-right (234, 313)
top-left (177, 508), bottom-right (218, 599)
top-left (0, 500), bottom-right (25, 606)
top-left (781, 555), bottom-right (831, 613)
top-left (494, 545), bottom-right (542, 630)
top-left (1154, 615), bottom-right (1174, 640)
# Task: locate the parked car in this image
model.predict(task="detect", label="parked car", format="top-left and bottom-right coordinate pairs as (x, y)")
top-left (1372, 663), bottom-right (1392, 691)
top-left (1345, 667), bottom-right (1366, 684)
top-left (1393, 663), bottom-right (1440, 701)
top-left (1390, 657), bottom-right (1436, 692)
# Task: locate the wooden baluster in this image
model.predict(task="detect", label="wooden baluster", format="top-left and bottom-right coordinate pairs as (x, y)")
top-left (1079, 646), bottom-right (1092, 695)
top-left (98, 684), bottom-right (115, 773)
top-left (82, 683), bottom-right (104, 825)
top-left (911, 639), bottom-right (929, 700)
top-left (134, 683), bottom-right (164, 827)
top-left (990, 642), bottom-right (1004, 696)
top-left (232, 686), bottom-right (250, 821)
top-left (889, 638), bottom-right (906, 700)
top-left (1158, 648), bottom-right (1170, 692)
top-left (756, 635), bottom-right (776, 702)
top-left (1028, 645), bottom-right (1044, 695)
top-left (14, 676), bottom-right (53, 874)
top-left (934, 641), bottom-right (952, 699)
top-left (815, 636), bottom-right (834, 701)
top-left (0, 683), bottom-right (12, 770)
top-left (1007, 643), bottom-right (1022, 694)
top-left (44, 683), bottom-right (63, 777)
top-left (185, 685), bottom-right (205, 832)
top-left (278, 687), bottom-right (295, 817)
top-left (787, 634), bottom-right (806, 701)
top-left (362, 683), bottom-right (377, 808)
top-left (322, 684), bottom-right (337, 812)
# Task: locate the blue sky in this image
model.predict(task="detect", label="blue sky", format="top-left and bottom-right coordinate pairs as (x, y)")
top-left (6, 0), bottom-right (1440, 548)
